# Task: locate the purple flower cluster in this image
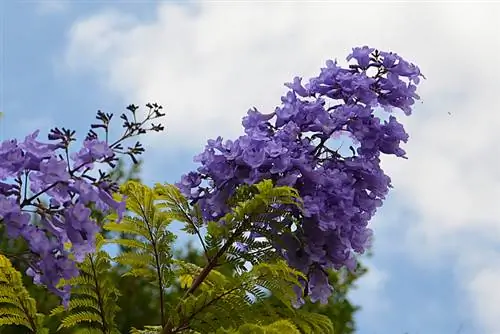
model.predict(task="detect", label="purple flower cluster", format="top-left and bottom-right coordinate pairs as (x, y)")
top-left (177, 47), bottom-right (422, 305)
top-left (0, 132), bottom-right (121, 304)
top-left (0, 104), bottom-right (165, 304)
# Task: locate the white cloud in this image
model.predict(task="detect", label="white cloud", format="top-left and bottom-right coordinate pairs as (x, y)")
top-left (468, 268), bottom-right (500, 334)
top-left (61, 2), bottom-right (500, 332)
top-left (349, 262), bottom-right (390, 326)
top-left (455, 245), bottom-right (500, 334)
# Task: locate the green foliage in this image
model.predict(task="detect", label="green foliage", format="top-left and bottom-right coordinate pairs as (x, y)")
top-left (130, 325), bottom-right (163, 334)
top-left (168, 260), bottom-right (312, 333)
top-left (216, 319), bottom-right (301, 334)
top-left (173, 244), bottom-right (365, 334)
top-left (112, 273), bottom-right (160, 333)
top-left (0, 254), bottom-right (48, 333)
top-left (156, 180), bottom-right (333, 334)
top-left (0, 177), bottom-right (365, 334)
top-left (50, 234), bottom-right (120, 333)
top-left (195, 180), bottom-right (302, 272)
top-left (105, 160), bottom-right (165, 332)
top-left (0, 222), bottom-right (61, 334)
top-left (104, 181), bottom-right (178, 327)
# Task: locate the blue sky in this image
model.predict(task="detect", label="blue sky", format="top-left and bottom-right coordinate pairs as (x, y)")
top-left (2, 1), bottom-right (500, 334)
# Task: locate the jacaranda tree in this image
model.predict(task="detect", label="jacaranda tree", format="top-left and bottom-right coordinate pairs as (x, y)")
top-left (0, 46), bottom-right (422, 333)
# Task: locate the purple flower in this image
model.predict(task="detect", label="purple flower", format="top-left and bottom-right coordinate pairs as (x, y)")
top-left (71, 139), bottom-right (114, 170)
top-left (71, 180), bottom-right (99, 204)
top-left (346, 46), bottom-right (375, 69)
top-left (265, 140), bottom-right (287, 158)
top-left (180, 172), bottom-right (202, 189)
top-left (292, 283), bottom-right (306, 309)
top-left (242, 108), bottom-right (274, 140)
top-left (85, 139), bottom-right (114, 160)
top-left (270, 155), bottom-right (292, 174)
top-left (302, 196), bottom-right (322, 217)
top-left (221, 139), bottom-right (242, 160)
top-left (35, 157), bottom-right (70, 184)
top-left (97, 188), bottom-right (126, 222)
top-left (285, 77), bottom-right (309, 97)
top-left (275, 92), bottom-right (299, 122)
top-left (308, 267), bottom-right (333, 304)
top-left (19, 130), bottom-right (57, 159)
top-left (240, 139), bottom-right (266, 168)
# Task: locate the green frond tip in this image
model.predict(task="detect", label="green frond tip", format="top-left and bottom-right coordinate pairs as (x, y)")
top-left (130, 325), bottom-right (163, 334)
top-left (217, 319), bottom-right (301, 334)
top-left (246, 260), bottom-right (305, 308)
top-left (73, 328), bottom-right (115, 334)
top-left (51, 233), bottom-right (120, 334)
top-left (277, 309), bottom-right (335, 334)
top-left (153, 182), bottom-right (204, 236)
top-left (230, 179), bottom-right (302, 210)
top-left (0, 254), bottom-right (48, 333)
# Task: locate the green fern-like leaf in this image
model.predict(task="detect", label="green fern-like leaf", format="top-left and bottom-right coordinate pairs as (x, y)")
top-left (216, 319), bottom-right (301, 334)
top-left (0, 254), bottom-right (49, 333)
top-left (129, 325), bottom-right (163, 333)
top-left (50, 234), bottom-right (120, 333)
top-left (72, 328), bottom-right (112, 334)
top-left (104, 181), bottom-right (178, 327)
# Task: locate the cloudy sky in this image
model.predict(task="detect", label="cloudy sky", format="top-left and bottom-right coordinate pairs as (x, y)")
top-left (2, 1), bottom-right (500, 333)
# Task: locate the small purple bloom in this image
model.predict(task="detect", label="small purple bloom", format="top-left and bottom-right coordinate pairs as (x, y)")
top-left (346, 46), bottom-right (375, 68)
top-left (308, 267), bottom-right (333, 304)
